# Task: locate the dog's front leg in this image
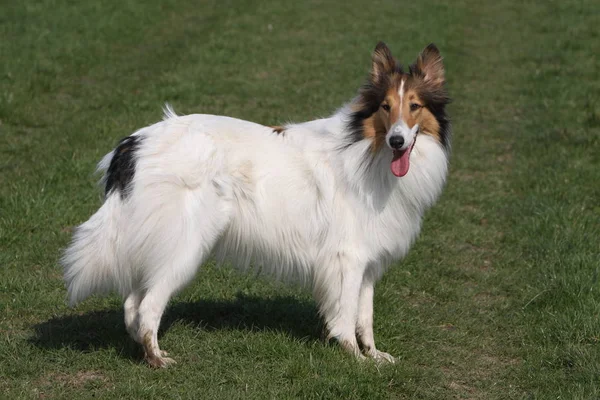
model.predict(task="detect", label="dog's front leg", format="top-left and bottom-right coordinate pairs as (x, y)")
top-left (314, 255), bottom-right (365, 359)
top-left (356, 270), bottom-right (395, 363)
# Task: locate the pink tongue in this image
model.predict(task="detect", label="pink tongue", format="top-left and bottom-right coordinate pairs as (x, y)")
top-left (391, 148), bottom-right (411, 177)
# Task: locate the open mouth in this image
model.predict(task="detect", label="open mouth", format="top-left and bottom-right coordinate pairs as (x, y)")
top-left (390, 139), bottom-right (416, 177)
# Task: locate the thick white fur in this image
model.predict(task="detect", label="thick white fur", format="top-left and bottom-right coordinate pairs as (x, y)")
top-left (62, 104), bottom-right (448, 366)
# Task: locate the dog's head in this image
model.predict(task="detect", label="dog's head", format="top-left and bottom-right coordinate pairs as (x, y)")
top-left (348, 42), bottom-right (451, 177)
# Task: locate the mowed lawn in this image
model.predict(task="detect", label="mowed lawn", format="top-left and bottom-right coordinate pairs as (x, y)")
top-left (1, 0), bottom-right (599, 398)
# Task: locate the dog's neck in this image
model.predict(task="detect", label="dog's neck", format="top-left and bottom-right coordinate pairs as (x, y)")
top-left (297, 107), bottom-right (399, 211)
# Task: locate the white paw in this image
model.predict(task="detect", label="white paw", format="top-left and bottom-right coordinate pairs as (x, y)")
top-left (146, 354), bottom-right (177, 368)
top-left (367, 349), bottom-right (396, 364)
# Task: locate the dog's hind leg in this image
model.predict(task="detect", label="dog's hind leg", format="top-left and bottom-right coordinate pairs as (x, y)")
top-left (138, 282), bottom-right (181, 367)
top-left (134, 187), bottom-right (230, 368)
top-left (124, 290), bottom-right (143, 343)
top-left (356, 270), bottom-right (395, 363)
top-left (136, 232), bottom-right (221, 367)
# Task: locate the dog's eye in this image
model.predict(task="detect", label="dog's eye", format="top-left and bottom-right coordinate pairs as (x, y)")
top-left (381, 104), bottom-right (391, 112)
top-left (410, 103), bottom-right (422, 112)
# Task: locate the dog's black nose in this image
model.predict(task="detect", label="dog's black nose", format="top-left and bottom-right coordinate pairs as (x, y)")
top-left (389, 135), bottom-right (405, 150)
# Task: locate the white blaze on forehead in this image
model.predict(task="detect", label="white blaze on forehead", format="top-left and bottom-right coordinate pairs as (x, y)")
top-left (398, 78), bottom-right (406, 109)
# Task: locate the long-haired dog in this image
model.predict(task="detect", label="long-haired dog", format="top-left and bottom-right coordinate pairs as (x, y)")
top-left (63, 42), bottom-right (451, 367)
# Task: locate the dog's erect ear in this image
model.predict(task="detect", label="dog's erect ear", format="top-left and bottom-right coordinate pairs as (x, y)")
top-left (414, 43), bottom-right (445, 86)
top-left (371, 42), bottom-right (395, 82)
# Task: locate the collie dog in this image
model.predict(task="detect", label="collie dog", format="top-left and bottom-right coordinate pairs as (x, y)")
top-left (62, 42), bottom-right (451, 367)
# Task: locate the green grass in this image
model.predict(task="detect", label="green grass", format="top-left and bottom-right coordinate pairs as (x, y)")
top-left (1, 0), bottom-right (599, 398)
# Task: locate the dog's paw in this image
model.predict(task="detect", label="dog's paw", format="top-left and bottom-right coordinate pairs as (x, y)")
top-left (367, 349), bottom-right (396, 364)
top-left (146, 354), bottom-right (177, 368)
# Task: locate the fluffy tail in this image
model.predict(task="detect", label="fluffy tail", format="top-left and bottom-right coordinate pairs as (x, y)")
top-left (62, 194), bottom-right (128, 305)
top-left (62, 153), bottom-right (129, 306)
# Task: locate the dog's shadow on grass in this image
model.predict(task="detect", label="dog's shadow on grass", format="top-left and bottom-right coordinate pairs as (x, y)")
top-left (30, 293), bottom-right (322, 361)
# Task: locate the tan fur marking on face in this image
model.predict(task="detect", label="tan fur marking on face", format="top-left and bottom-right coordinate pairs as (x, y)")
top-left (385, 87), bottom-right (402, 128)
top-left (362, 81), bottom-right (404, 153)
top-left (402, 88), bottom-right (441, 142)
top-left (417, 108), bottom-right (441, 142)
top-left (361, 115), bottom-right (386, 152)
top-left (361, 117), bottom-right (376, 139)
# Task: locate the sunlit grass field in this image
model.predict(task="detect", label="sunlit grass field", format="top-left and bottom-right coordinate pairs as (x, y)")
top-left (1, 0), bottom-right (599, 398)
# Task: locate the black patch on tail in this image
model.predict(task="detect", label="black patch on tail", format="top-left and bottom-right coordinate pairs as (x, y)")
top-left (105, 136), bottom-right (142, 198)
